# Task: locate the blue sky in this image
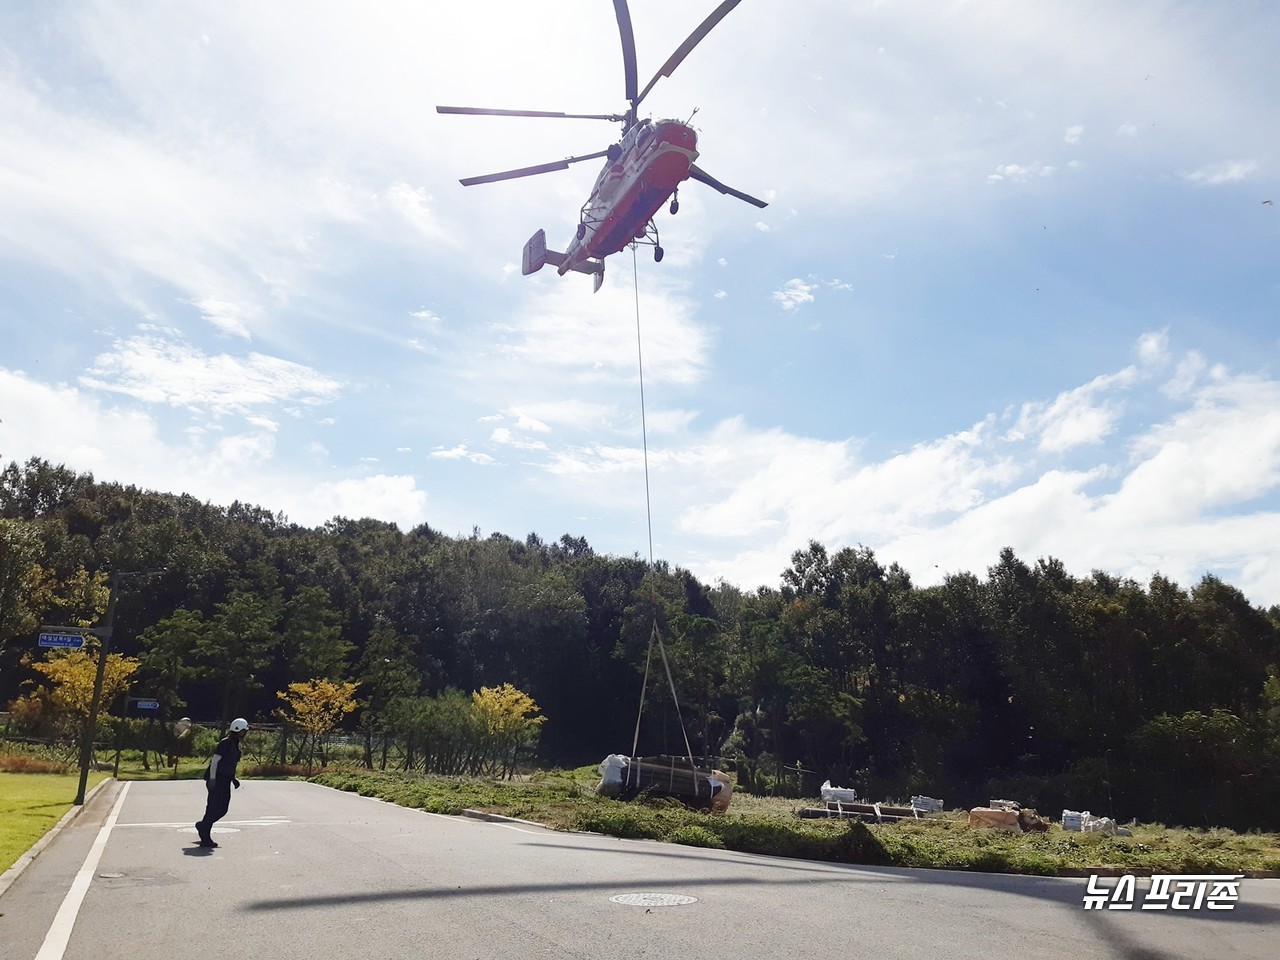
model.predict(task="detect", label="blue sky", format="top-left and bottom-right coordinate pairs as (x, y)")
top-left (2, 0), bottom-right (1278, 604)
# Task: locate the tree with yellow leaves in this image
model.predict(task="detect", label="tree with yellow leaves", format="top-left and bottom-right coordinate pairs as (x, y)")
top-left (23, 642), bottom-right (140, 749)
top-left (471, 683), bottom-right (546, 778)
top-left (275, 678), bottom-right (360, 773)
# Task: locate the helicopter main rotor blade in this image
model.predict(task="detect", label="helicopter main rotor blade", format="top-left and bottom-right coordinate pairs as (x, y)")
top-left (438, 105), bottom-right (624, 122)
top-left (635, 0), bottom-right (743, 109)
top-left (688, 163), bottom-right (768, 208)
top-left (459, 150), bottom-right (611, 187)
top-left (612, 0), bottom-right (639, 105)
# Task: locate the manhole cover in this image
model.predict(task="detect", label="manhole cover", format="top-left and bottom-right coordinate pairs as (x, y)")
top-left (610, 893), bottom-right (698, 907)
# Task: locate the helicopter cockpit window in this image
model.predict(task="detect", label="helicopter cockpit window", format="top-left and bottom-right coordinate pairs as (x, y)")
top-left (635, 120), bottom-right (653, 149)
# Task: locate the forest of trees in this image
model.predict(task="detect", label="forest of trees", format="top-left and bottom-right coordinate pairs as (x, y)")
top-left (2, 456), bottom-right (1278, 829)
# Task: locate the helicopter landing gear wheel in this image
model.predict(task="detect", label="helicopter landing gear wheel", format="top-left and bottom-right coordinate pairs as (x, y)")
top-left (576, 222), bottom-right (586, 240)
top-left (654, 246), bottom-right (664, 263)
top-left (669, 195), bottom-right (679, 215)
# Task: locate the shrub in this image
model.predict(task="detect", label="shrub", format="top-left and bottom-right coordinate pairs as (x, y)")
top-left (668, 824), bottom-right (725, 849)
top-left (0, 754), bottom-right (70, 774)
top-left (574, 806), bottom-right (665, 840)
top-left (242, 763), bottom-right (316, 778)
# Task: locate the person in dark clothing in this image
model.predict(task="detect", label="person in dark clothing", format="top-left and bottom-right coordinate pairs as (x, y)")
top-left (195, 718), bottom-right (247, 848)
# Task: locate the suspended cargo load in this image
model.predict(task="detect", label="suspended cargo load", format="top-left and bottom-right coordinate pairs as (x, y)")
top-left (597, 754), bottom-right (732, 812)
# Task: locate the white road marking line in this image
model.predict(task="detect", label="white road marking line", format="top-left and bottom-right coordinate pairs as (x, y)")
top-left (35, 782), bottom-right (130, 960)
top-left (117, 819), bottom-right (291, 828)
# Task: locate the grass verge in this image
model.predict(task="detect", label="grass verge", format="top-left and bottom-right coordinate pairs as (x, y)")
top-left (309, 767), bottom-right (1280, 877)
top-left (0, 771), bottom-right (109, 874)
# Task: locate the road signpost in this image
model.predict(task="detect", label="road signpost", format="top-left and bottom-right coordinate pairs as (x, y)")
top-left (38, 632), bottom-right (85, 649)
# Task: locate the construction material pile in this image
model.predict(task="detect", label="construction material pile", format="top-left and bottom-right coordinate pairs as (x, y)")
top-left (968, 798), bottom-right (1049, 833)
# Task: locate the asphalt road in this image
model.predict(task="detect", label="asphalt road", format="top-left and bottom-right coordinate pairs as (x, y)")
top-left (2, 779), bottom-right (1276, 960)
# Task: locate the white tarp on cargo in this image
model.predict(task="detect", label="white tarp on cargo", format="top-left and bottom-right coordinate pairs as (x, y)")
top-left (820, 780), bottom-right (857, 804)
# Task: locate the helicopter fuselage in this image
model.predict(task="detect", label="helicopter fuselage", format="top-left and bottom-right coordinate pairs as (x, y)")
top-left (558, 119), bottom-right (698, 275)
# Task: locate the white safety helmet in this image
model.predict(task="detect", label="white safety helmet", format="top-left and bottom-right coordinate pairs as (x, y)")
top-left (228, 717), bottom-right (249, 733)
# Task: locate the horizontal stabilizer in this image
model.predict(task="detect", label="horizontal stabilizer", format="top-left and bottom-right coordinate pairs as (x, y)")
top-left (522, 228), bottom-right (603, 290)
top-left (522, 229), bottom-right (559, 274)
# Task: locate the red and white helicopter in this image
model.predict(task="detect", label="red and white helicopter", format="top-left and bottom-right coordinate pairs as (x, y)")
top-left (437, 0), bottom-right (767, 292)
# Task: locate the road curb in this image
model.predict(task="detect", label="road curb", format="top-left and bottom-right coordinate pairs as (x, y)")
top-left (460, 808), bottom-right (545, 828)
top-left (0, 777), bottom-right (114, 900)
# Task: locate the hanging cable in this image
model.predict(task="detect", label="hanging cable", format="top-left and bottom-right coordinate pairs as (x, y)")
top-left (632, 243), bottom-right (655, 566)
top-left (655, 623), bottom-right (697, 766)
top-left (628, 243), bottom-right (698, 775)
top-left (630, 626), bottom-right (653, 760)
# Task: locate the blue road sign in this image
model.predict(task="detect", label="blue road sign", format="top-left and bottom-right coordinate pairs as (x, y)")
top-left (134, 699), bottom-right (160, 711)
top-left (38, 633), bottom-right (85, 649)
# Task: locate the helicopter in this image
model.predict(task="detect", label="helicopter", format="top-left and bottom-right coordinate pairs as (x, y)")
top-left (437, 0), bottom-right (767, 292)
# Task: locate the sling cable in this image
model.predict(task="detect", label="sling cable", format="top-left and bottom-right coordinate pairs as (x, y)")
top-left (619, 246), bottom-right (723, 811)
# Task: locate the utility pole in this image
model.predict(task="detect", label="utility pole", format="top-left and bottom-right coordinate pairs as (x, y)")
top-left (43, 568), bottom-right (163, 805)
top-left (72, 571), bottom-right (120, 805)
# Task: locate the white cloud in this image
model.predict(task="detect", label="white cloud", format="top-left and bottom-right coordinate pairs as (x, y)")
top-left (78, 335), bottom-right (342, 415)
top-left (410, 308), bottom-right (443, 325)
top-left (501, 400), bottom-right (613, 431)
top-left (385, 181), bottom-right (446, 240)
top-left (492, 279), bottom-right (709, 386)
top-left (1064, 124), bottom-right (1084, 144)
top-left (0, 368), bottom-right (426, 528)
top-left (511, 412), bottom-right (551, 433)
top-left (195, 298), bottom-right (259, 339)
top-left (530, 329), bottom-right (1275, 606)
top-left (1181, 160), bottom-right (1260, 185)
top-left (986, 162), bottom-right (1056, 184)
top-left (1162, 351), bottom-right (1207, 399)
top-left (772, 278), bottom-right (817, 311)
top-left (295, 474), bottom-right (429, 529)
top-left (1009, 370), bottom-right (1134, 454)
top-left (491, 427), bottom-right (548, 451)
top-left (431, 444), bottom-right (494, 465)
top-left (679, 358), bottom-right (1280, 604)
top-left (1137, 330), bottom-right (1170, 367)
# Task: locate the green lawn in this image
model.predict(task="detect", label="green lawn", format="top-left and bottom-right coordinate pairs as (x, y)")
top-left (0, 772), bottom-right (109, 874)
top-left (309, 767), bottom-right (1280, 877)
